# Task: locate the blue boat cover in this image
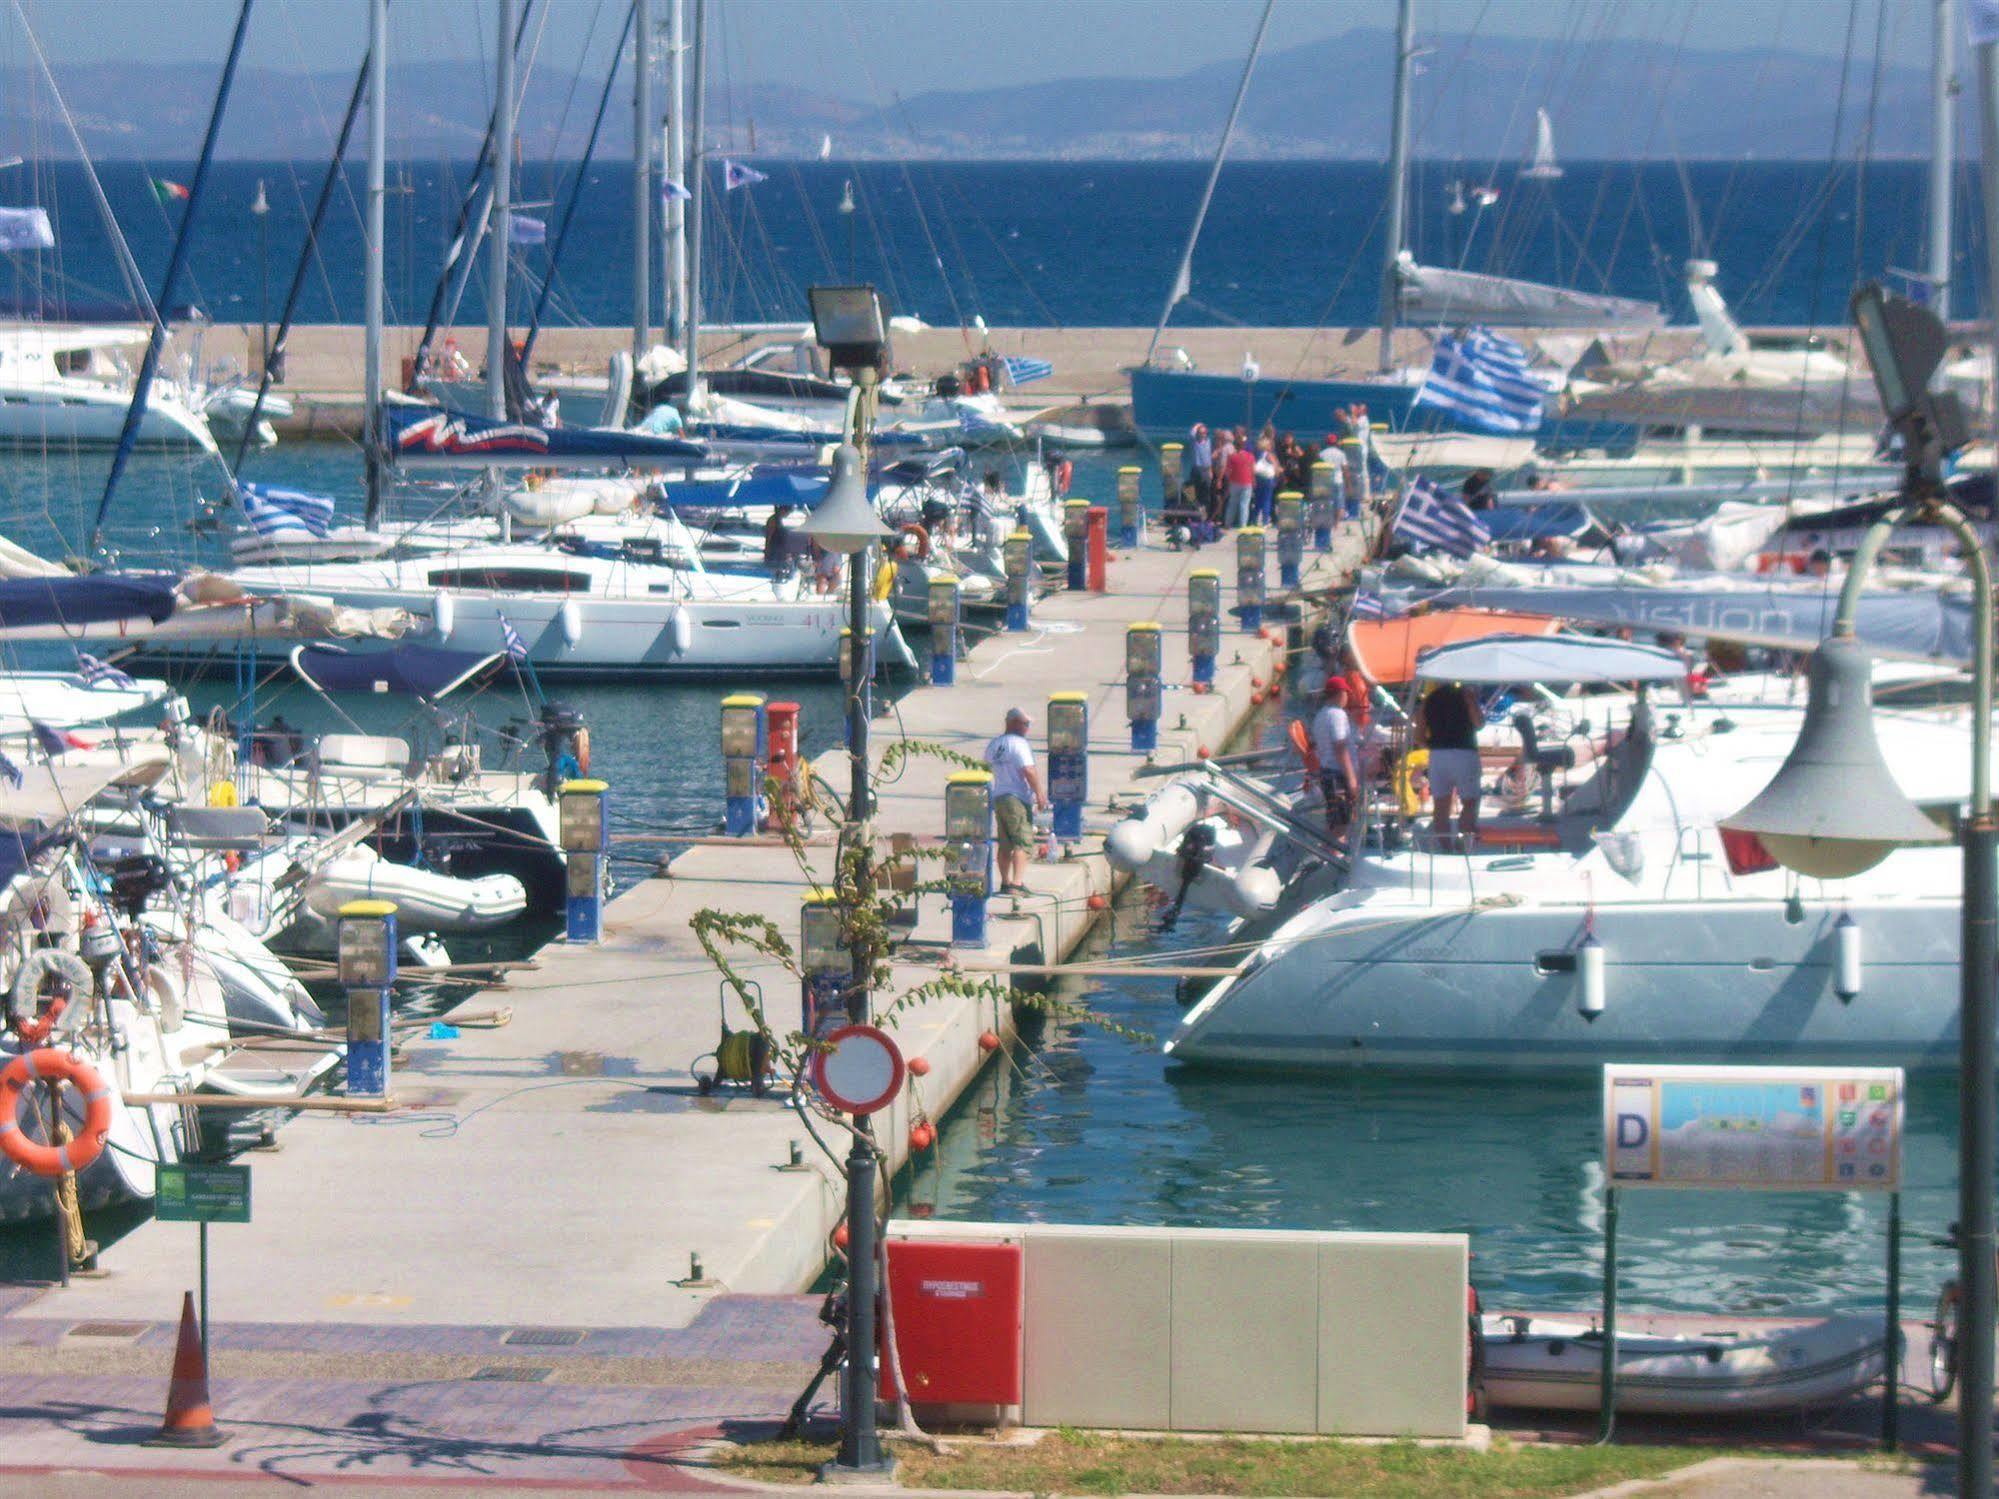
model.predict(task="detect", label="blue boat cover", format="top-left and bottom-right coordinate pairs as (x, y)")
top-left (659, 470), bottom-right (830, 510)
top-left (381, 406), bottom-right (708, 467)
top-left (1482, 501), bottom-right (1594, 544)
top-left (0, 574), bottom-right (178, 631)
top-left (290, 643), bottom-right (501, 700)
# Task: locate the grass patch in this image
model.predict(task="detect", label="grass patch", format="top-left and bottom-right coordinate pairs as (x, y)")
top-left (714, 1428), bottom-right (1716, 1496)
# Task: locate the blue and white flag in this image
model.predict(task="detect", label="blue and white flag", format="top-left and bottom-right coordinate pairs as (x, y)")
top-left (1349, 591), bottom-right (1395, 621)
top-left (660, 177), bottom-right (693, 204)
top-left (722, 159), bottom-right (768, 191)
top-left (1412, 328), bottom-right (1545, 434)
top-left (999, 355), bottom-right (1053, 387)
top-left (0, 207), bottom-right (54, 253)
top-left (506, 213), bottom-right (547, 245)
top-left (1392, 477), bottom-right (1490, 559)
top-left (498, 613), bottom-right (529, 663)
top-left (76, 653), bottom-right (134, 689)
top-left (238, 481), bottom-right (335, 539)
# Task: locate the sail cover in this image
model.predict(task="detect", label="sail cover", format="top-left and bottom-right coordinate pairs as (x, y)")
top-left (1397, 260), bottom-right (1663, 330)
top-left (290, 643), bottom-right (501, 700)
top-left (382, 406), bottom-right (708, 468)
top-left (0, 575), bottom-right (179, 632)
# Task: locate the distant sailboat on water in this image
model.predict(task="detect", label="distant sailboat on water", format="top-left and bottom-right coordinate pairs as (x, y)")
top-left (1521, 107), bottom-right (1563, 180)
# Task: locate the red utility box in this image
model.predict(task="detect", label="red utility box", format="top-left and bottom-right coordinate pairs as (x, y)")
top-left (1086, 506), bottom-right (1109, 592)
top-left (879, 1239), bottom-right (1024, 1405)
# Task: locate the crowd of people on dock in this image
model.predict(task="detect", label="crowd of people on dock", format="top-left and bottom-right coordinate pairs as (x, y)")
top-left (1180, 414), bottom-right (1371, 534)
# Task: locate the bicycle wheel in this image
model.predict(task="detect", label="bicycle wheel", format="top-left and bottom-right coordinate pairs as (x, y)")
top-left (1931, 1282), bottom-right (1961, 1403)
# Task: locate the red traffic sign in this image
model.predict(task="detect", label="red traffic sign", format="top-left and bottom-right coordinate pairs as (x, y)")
top-left (811, 1024), bottom-right (905, 1116)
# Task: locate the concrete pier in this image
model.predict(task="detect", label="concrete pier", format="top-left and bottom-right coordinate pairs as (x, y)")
top-left (24, 526), bottom-right (1364, 1334)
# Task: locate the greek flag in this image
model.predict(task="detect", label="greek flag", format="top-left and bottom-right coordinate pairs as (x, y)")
top-left (1392, 477), bottom-right (1489, 558)
top-left (1349, 591), bottom-right (1394, 621)
top-left (722, 160), bottom-right (768, 191)
top-left (498, 613), bottom-right (529, 662)
top-left (506, 213), bottom-right (547, 245)
top-left (1413, 328), bottom-right (1545, 434)
top-left (999, 355), bottom-right (1053, 386)
top-left (238, 481), bottom-right (335, 539)
top-left (76, 653), bottom-right (135, 689)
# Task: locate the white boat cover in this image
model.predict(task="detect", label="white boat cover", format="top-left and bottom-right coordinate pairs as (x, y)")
top-left (1396, 257), bottom-right (1663, 330)
top-left (1414, 633), bottom-right (1688, 686)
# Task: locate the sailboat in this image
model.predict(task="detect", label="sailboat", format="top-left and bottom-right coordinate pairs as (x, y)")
top-left (1520, 107), bottom-right (1563, 180)
top-left (1126, 0), bottom-right (1657, 441)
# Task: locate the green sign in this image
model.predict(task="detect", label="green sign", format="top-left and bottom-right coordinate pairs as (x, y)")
top-left (154, 1163), bottom-right (251, 1223)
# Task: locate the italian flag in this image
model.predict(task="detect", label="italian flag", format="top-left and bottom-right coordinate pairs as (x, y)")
top-left (151, 178), bottom-right (191, 203)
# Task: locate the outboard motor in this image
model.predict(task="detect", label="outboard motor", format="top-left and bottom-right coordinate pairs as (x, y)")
top-left (537, 702), bottom-right (589, 797)
top-left (1161, 821), bottom-right (1220, 932)
top-left (934, 372), bottom-right (962, 400)
top-left (103, 854), bottom-right (172, 920)
top-left (1511, 711), bottom-right (1576, 822)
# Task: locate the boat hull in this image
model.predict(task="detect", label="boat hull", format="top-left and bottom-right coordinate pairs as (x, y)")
top-left (1168, 895), bottom-right (1964, 1071)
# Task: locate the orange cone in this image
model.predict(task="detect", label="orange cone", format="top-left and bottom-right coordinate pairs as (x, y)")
top-left (146, 1292), bottom-right (225, 1448)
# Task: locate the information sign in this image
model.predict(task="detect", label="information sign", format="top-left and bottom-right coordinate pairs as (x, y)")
top-left (155, 1163), bottom-right (252, 1223)
top-left (1603, 1064), bottom-right (1902, 1191)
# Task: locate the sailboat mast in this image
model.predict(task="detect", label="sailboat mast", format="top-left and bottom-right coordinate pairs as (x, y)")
top-left (1931, 0), bottom-right (1956, 321)
top-left (665, 0), bottom-right (685, 348)
top-left (632, 0), bottom-right (651, 369)
top-left (363, 0), bottom-right (387, 528)
top-left (1142, 0), bottom-right (1274, 366)
top-left (1376, 0), bottom-right (1416, 375)
top-left (489, 0), bottom-right (515, 424)
top-left (681, 0), bottom-right (706, 403)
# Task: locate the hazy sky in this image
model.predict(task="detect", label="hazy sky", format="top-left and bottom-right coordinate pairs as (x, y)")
top-left (9, 1), bottom-right (1935, 90)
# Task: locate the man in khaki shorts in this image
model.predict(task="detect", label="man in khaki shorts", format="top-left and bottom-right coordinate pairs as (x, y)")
top-left (983, 707), bottom-right (1048, 895)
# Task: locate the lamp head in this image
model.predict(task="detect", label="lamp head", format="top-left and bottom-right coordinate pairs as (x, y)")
top-left (1720, 636), bottom-right (1950, 878)
top-left (808, 284), bottom-right (890, 373)
top-left (799, 443), bottom-right (887, 556)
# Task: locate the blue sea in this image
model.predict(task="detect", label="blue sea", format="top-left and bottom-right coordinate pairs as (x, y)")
top-left (0, 156), bottom-right (1976, 1319)
top-left (1, 157), bottom-right (1964, 333)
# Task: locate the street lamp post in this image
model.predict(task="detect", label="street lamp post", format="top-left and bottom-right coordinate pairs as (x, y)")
top-left (1720, 282), bottom-right (1986, 1494)
top-left (799, 284), bottom-right (893, 1479)
top-left (250, 178), bottom-right (269, 376)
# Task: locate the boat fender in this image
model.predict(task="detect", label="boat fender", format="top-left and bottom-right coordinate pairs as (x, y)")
top-left (667, 605), bottom-right (694, 656)
top-left (897, 522), bottom-right (931, 560)
top-left (208, 780), bottom-right (238, 809)
top-left (1393, 748), bottom-right (1429, 817)
top-left (0, 1049), bottom-right (113, 1178)
top-left (1834, 913), bottom-right (1861, 1002)
top-left (7, 949), bottom-right (90, 1045)
top-left (559, 598), bottom-right (584, 648)
top-left (1577, 934), bottom-right (1606, 1021)
top-left (1105, 815), bottom-right (1158, 871)
top-left (431, 589), bottom-right (456, 640)
top-left (574, 726), bottom-right (591, 776)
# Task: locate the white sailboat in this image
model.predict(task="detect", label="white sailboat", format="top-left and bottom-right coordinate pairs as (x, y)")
top-left (1521, 107), bottom-right (1564, 180)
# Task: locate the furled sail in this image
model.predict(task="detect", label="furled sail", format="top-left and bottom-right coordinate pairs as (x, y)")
top-left (1396, 256), bottom-right (1663, 330)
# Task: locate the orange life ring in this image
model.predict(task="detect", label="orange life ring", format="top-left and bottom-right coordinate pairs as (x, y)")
top-left (0, 1050), bottom-right (113, 1178)
top-left (897, 523), bottom-right (932, 560)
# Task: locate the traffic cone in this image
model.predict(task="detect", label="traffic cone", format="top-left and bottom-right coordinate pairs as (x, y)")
top-left (145, 1292), bottom-right (225, 1448)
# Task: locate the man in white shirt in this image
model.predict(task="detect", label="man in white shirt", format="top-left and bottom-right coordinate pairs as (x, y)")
top-left (984, 707), bottom-right (1048, 894)
top-left (1309, 683), bottom-right (1360, 835)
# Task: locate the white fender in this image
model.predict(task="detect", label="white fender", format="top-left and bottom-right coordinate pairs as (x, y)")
top-left (1834, 913), bottom-right (1862, 1001)
top-left (667, 605), bottom-right (694, 655)
top-left (1106, 781), bottom-right (1206, 871)
top-left (558, 599), bottom-right (584, 647)
top-left (430, 589), bottom-right (456, 640)
top-left (1577, 934), bottom-right (1606, 1021)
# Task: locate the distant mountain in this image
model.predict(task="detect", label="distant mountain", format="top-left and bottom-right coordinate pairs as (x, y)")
top-left (0, 29), bottom-right (1951, 161)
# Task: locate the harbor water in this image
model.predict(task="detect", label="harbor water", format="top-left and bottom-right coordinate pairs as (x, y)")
top-left (0, 433), bottom-right (1972, 1324)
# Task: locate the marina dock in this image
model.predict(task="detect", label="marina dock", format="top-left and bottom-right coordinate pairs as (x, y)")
top-left (26, 526), bottom-right (1364, 1332)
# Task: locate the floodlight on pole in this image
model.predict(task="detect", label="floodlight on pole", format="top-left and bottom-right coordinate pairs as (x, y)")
top-left (808, 284), bottom-right (890, 373)
top-left (799, 443), bottom-right (888, 557)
